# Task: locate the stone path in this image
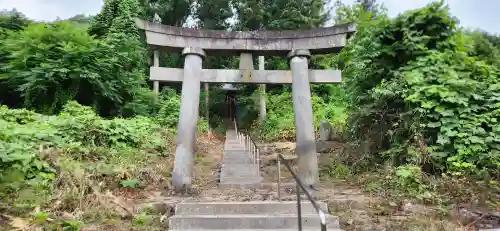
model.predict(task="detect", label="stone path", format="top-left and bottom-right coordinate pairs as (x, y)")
top-left (219, 129), bottom-right (262, 188)
top-left (167, 128), bottom-right (341, 231)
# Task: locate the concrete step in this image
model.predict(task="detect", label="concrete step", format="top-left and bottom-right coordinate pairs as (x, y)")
top-left (224, 149), bottom-right (250, 153)
top-left (220, 172), bottom-right (259, 177)
top-left (169, 229), bottom-right (341, 231)
top-left (224, 148), bottom-right (249, 152)
top-left (224, 144), bottom-right (246, 152)
top-left (220, 171), bottom-right (259, 177)
top-left (220, 176), bottom-right (263, 184)
top-left (224, 151), bottom-right (251, 154)
top-left (220, 177), bottom-right (261, 184)
top-left (222, 156), bottom-right (253, 161)
top-left (223, 153), bottom-right (251, 157)
top-left (223, 152), bottom-right (252, 157)
top-left (221, 164), bottom-right (259, 176)
top-left (224, 150), bottom-right (250, 155)
top-left (175, 201), bottom-right (328, 215)
top-left (222, 159), bottom-right (254, 164)
top-left (221, 160), bottom-right (253, 163)
top-left (222, 157), bottom-right (253, 162)
top-left (169, 214), bottom-right (340, 230)
top-left (218, 182), bottom-right (263, 189)
top-left (224, 137), bottom-right (241, 140)
top-left (223, 152), bottom-right (252, 156)
top-left (223, 155), bottom-right (253, 160)
top-left (220, 165), bottom-right (258, 169)
top-left (220, 174), bottom-right (259, 179)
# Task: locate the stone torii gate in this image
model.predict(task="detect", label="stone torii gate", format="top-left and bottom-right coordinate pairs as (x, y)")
top-left (136, 19), bottom-right (355, 190)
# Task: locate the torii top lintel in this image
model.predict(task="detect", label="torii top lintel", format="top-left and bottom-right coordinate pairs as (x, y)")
top-left (135, 19), bottom-right (356, 56)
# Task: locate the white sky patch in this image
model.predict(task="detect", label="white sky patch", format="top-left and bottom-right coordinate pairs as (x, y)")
top-left (0, 0), bottom-right (103, 21)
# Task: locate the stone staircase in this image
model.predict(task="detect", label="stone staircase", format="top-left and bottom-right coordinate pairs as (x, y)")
top-left (167, 128), bottom-right (341, 231)
top-left (219, 129), bottom-right (262, 188)
top-left (168, 201), bottom-right (340, 230)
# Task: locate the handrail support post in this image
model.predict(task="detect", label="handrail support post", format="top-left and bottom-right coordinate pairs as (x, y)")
top-left (256, 149), bottom-right (260, 176)
top-left (278, 154), bottom-right (327, 231)
top-left (297, 183), bottom-right (303, 231)
top-left (277, 157), bottom-right (281, 202)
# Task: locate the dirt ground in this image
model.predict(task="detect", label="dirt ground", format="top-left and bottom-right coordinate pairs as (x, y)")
top-left (256, 142), bottom-right (499, 231)
top-left (116, 139), bottom-right (498, 231)
top-left (9, 136), bottom-right (496, 231)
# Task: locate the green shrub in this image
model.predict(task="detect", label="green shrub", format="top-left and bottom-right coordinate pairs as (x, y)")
top-left (155, 87), bottom-right (210, 133)
top-left (259, 90), bottom-right (347, 141)
top-left (0, 21), bottom-right (148, 116)
top-left (0, 101), bottom-right (167, 207)
top-left (342, 2), bottom-right (500, 176)
top-left (361, 165), bottom-right (437, 202)
top-left (156, 88), bottom-right (181, 128)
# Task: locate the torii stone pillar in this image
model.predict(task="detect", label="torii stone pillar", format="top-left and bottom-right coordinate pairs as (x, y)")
top-left (258, 56), bottom-right (267, 123)
top-left (288, 49), bottom-right (318, 187)
top-left (172, 47), bottom-right (205, 190)
top-left (153, 50), bottom-right (160, 94)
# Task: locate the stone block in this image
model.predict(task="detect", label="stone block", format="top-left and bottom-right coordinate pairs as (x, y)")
top-left (169, 214), bottom-right (339, 230)
top-left (175, 201), bottom-right (328, 215)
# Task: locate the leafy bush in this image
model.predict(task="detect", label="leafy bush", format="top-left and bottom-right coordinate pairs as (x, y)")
top-left (342, 2), bottom-right (500, 176)
top-left (259, 89), bottom-right (347, 141)
top-left (402, 50), bottom-right (500, 174)
top-left (259, 91), bottom-right (296, 140)
top-left (0, 101), bottom-right (167, 205)
top-left (0, 113), bottom-right (57, 194)
top-left (154, 87), bottom-right (210, 133)
top-left (156, 88), bottom-right (181, 128)
top-left (0, 21), bottom-right (148, 116)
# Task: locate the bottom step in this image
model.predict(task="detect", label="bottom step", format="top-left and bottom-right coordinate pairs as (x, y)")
top-left (219, 183), bottom-right (262, 189)
top-left (169, 214), bottom-right (340, 230)
top-left (170, 230), bottom-right (342, 231)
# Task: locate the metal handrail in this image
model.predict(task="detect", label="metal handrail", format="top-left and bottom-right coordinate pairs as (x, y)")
top-left (278, 154), bottom-right (327, 231)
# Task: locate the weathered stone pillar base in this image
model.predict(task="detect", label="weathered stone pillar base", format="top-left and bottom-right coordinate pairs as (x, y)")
top-left (172, 47), bottom-right (205, 190)
top-left (288, 49), bottom-right (319, 187)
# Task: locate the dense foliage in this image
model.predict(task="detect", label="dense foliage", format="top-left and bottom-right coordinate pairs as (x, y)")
top-left (233, 0), bottom-right (329, 30)
top-left (259, 89), bottom-right (347, 141)
top-left (0, 102), bottom-right (168, 208)
top-left (0, 9), bottom-right (31, 31)
top-left (0, 22), bottom-right (150, 116)
top-left (89, 0), bottom-right (143, 38)
top-left (342, 2), bottom-right (500, 176)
